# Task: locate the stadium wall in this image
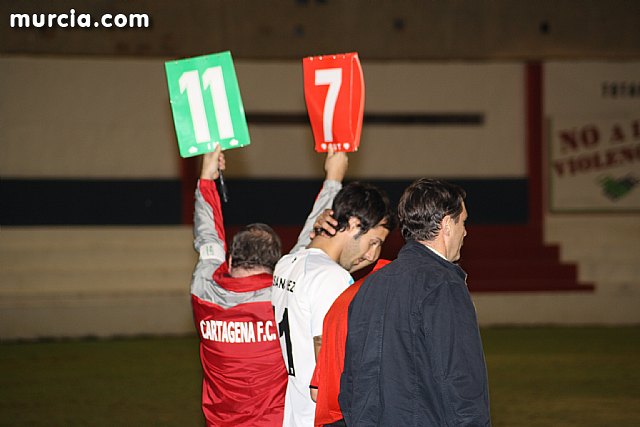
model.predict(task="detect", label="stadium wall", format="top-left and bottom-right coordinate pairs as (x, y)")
top-left (1, 57), bottom-right (638, 339)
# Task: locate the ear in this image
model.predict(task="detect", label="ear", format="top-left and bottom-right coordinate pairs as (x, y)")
top-left (442, 215), bottom-right (452, 236)
top-left (346, 217), bottom-right (361, 236)
top-left (228, 256), bottom-right (233, 269)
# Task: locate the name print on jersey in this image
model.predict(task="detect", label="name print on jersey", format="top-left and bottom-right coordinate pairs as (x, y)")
top-left (272, 275), bottom-right (296, 292)
top-left (200, 319), bottom-right (277, 343)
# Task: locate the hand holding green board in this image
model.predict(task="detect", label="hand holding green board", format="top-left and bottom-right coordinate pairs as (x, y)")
top-left (165, 51), bottom-right (250, 158)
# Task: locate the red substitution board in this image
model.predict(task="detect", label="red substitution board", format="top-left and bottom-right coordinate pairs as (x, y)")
top-left (303, 52), bottom-right (364, 152)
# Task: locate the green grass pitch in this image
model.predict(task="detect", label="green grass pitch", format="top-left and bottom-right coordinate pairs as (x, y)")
top-left (1, 327), bottom-right (639, 426)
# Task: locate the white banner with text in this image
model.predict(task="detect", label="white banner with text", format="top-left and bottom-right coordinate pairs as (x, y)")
top-left (549, 116), bottom-right (640, 211)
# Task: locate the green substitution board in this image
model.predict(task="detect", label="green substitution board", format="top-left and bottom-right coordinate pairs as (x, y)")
top-left (165, 51), bottom-right (250, 157)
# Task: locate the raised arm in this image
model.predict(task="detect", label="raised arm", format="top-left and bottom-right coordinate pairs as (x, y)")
top-left (193, 145), bottom-right (227, 265)
top-left (290, 147), bottom-right (348, 254)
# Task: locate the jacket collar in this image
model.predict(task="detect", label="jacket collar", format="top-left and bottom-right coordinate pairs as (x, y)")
top-left (400, 240), bottom-right (467, 281)
top-left (212, 262), bottom-right (273, 293)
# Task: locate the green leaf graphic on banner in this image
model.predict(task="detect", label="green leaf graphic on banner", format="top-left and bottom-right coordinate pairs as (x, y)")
top-left (165, 51), bottom-right (250, 157)
top-left (599, 174), bottom-right (639, 201)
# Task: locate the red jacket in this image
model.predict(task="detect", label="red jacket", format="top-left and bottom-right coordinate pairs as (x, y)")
top-left (191, 179), bottom-right (287, 426)
top-left (310, 259), bottom-right (391, 426)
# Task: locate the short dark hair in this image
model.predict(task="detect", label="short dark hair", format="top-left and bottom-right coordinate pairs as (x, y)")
top-left (230, 223), bottom-right (282, 272)
top-left (398, 178), bottom-right (466, 242)
top-left (331, 182), bottom-right (395, 238)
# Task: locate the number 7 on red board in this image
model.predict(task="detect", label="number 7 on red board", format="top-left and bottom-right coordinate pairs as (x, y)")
top-left (303, 52), bottom-right (365, 152)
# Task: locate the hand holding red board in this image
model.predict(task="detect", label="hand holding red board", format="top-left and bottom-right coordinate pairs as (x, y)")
top-left (303, 53), bottom-right (364, 152)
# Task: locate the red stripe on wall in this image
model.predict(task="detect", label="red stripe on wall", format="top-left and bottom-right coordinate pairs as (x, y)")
top-left (526, 62), bottom-right (544, 237)
top-left (180, 157), bottom-right (198, 225)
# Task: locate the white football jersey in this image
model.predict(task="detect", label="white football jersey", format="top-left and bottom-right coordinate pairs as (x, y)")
top-left (271, 178), bottom-right (348, 426)
top-left (272, 248), bottom-right (353, 427)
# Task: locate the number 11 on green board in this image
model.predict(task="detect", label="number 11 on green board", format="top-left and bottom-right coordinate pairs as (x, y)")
top-left (165, 51), bottom-right (250, 157)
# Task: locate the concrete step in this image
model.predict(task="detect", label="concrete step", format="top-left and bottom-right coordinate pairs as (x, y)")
top-left (560, 245), bottom-right (640, 263)
top-left (0, 226), bottom-right (193, 250)
top-left (0, 269), bottom-right (193, 296)
top-left (468, 279), bottom-right (594, 293)
top-left (577, 261), bottom-right (640, 282)
top-left (461, 262), bottom-right (577, 280)
top-left (0, 227), bottom-right (198, 339)
top-left (462, 245), bottom-right (561, 260)
top-left (0, 247), bottom-right (197, 272)
top-left (546, 216), bottom-right (640, 239)
top-left (544, 216), bottom-right (639, 292)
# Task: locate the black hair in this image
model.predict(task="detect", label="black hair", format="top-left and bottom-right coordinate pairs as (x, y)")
top-left (331, 182), bottom-right (395, 238)
top-left (398, 178), bottom-right (466, 242)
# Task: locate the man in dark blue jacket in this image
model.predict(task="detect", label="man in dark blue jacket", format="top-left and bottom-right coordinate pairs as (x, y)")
top-left (339, 178), bottom-right (491, 426)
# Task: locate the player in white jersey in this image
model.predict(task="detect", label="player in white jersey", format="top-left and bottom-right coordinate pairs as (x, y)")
top-left (272, 148), bottom-right (394, 427)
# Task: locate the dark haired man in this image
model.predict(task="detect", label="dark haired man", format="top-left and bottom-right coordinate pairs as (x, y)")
top-left (272, 163), bottom-right (394, 426)
top-left (190, 145), bottom-right (346, 426)
top-left (340, 178), bottom-right (491, 427)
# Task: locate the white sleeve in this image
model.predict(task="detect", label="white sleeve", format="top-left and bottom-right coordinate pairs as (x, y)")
top-left (191, 180), bottom-right (225, 296)
top-left (290, 179), bottom-right (342, 254)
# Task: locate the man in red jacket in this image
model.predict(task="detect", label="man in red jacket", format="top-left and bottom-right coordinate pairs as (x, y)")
top-left (190, 145), bottom-right (348, 426)
top-left (309, 258), bottom-right (392, 427)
